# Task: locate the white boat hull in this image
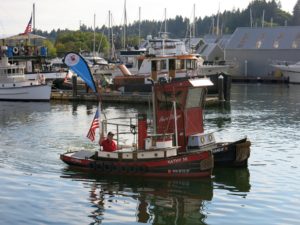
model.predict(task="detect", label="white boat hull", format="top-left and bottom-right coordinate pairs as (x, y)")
top-left (25, 71), bottom-right (68, 80)
top-left (272, 63), bottom-right (300, 84)
top-left (198, 65), bottom-right (230, 76)
top-left (0, 85), bottom-right (51, 101)
top-left (282, 71), bottom-right (300, 84)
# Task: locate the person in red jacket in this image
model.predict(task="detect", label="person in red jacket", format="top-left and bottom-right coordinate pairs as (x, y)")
top-left (99, 131), bottom-right (117, 152)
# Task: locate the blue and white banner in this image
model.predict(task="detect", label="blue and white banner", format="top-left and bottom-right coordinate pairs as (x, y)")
top-left (64, 52), bottom-right (97, 93)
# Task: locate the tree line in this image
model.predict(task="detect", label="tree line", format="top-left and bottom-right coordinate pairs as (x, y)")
top-left (36, 0), bottom-right (300, 58)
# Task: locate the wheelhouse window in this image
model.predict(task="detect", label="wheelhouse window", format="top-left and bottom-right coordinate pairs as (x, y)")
top-left (156, 90), bottom-right (186, 110)
top-left (186, 87), bottom-right (205, 108)
top-left (161, 60), bottom-right (167, 70)
top-left (176, 59), bottom-right (185, 70)
top-left (186, 59), bottom-right (196, 70)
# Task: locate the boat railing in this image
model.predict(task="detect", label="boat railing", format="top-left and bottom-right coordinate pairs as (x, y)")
top-left (101, 116), bottom-right (138, 148)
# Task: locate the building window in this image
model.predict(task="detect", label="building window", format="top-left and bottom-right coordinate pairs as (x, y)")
top-left (256, 40), bottom-right (262, 48)
top-left (237, 33), bottom-right (249, 48)
top-left (292, 33), bottom-right (300, 49)
top-left (273, 40), bottom-right (279, 49)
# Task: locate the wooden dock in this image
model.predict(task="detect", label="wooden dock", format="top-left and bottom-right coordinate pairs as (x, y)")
top-left (51, 90), bottom-right (220, 105)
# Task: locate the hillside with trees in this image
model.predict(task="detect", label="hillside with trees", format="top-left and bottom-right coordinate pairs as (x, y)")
top-left (33, 0), bottom-right (299, 57)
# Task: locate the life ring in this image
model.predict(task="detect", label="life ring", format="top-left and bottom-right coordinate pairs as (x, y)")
top-left (201, 136), bottom-right (205, 144)
top-left (13, 47), bottom-right (19, 54)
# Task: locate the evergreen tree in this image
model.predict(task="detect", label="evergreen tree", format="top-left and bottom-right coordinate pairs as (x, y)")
top-left (292, 0), bottom-right (300, 25)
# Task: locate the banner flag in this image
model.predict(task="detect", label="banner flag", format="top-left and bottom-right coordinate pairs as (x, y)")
top-left (64, 52), bottom-right (97, 92)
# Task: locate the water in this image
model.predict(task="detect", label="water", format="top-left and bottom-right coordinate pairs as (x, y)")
top-left (0, 83), bottom-right (300, 225)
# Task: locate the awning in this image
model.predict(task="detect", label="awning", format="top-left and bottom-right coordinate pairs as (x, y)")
top-left (3, 33), bottom-right (46, 41)
top-left (188, 78), bottom-right (213, 87)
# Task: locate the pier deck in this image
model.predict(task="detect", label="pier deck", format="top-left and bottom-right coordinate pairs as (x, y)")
top-left (51, 90), bottom-right (219, 105)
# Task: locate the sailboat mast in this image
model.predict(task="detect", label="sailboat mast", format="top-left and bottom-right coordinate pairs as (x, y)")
top-left (108, 11), bottom-right (115, 60)
top-left (216, 3), bottom-right (220, 36)
top-left (93, 14), bottom-right (96, 57)
top-left (123, 0), bottom-right (127, 50)
top-left (139, 6), bottom-right (141, 47)
top-left (193, 4), bottom-right (196, 38)
top-left (164, 8), bottom-right (167, 34)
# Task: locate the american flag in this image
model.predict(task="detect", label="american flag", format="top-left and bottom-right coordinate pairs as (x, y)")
top-left (86, 109), bottom-right (100, 142)
top-left (24, 15), bottom-right (32, 34)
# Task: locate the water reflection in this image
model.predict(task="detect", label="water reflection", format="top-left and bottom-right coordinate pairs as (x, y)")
top-left (0, 101), bottom-right (51, 126)
top-left (213, 168), bottom-right (251, 194)
top-left (204, 102), bottom-right (232, 129)
top-left (61, 168), bottom-right (213, 225)
top-left (60, 166), bottom-right (251, 225)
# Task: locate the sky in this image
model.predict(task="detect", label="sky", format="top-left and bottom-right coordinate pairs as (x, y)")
top-left (0, 0), bottom-right (297, 36)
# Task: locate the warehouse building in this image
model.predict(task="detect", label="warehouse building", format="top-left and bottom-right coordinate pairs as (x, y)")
top-left (225, 26), bottom-right (300, 76)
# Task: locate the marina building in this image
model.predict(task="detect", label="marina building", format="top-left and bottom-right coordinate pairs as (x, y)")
top-left (225, 26), bottom-right (300, 76)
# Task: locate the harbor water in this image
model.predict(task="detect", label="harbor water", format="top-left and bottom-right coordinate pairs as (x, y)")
top-left (0, 83), bottom-right (300, 225)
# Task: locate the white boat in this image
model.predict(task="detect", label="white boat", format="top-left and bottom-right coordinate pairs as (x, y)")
top-left (112, 37), bottom-right (229, 79)
top-left (0, 48), bottom-right (51, 101)
top-left (272, 61), bottom-right (300, 84)
top-left (3, 38), bottom-right (68, 82)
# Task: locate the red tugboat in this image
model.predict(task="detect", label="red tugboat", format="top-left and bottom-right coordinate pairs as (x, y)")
top-left (60, 53), bottom-right (250, 179)
top-left (60, 77), bottom-right (215, 178)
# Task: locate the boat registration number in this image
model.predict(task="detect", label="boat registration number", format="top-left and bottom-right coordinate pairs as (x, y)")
top-left (212, 147), bottom-right (225, 153)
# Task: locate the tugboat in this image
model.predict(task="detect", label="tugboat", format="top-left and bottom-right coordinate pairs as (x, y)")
top-left (60, 52), bottom-right (250, 179)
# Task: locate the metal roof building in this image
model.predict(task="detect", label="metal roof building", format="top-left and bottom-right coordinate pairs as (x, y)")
top-left (225, 26), bottom-right (300, 76)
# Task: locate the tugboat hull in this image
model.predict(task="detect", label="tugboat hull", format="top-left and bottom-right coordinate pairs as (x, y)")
top-left (60, 150), bottom-right (213, 178)
top-left (213, 139), bottom-right (251, 167)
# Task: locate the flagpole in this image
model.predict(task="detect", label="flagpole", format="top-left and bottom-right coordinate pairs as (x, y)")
top-left (33, 3), bottom-right (35, 34)
top-left (98, 101), bottom-right (102, 139)
top-left (33, 3), bottom-right (35, 46)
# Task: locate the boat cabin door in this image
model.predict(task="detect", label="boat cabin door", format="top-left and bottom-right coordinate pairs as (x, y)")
top-left (151, 60), bottom-right (157, 81)
top-left (168, 59), bottom-right (175, 78)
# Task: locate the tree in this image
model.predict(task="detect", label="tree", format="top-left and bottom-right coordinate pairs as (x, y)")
top-left (43, 40), bottom-right (56, 58)
top-left (292, 0), bottom-right (300, 25)
top-left (55, 31), bottom-right (109, 57)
